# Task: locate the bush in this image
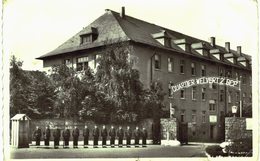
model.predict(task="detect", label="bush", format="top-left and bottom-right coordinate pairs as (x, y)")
top-left (205, 145), bottom-right (226, 157)
top-left (225, 137), bottom-right (252, 157)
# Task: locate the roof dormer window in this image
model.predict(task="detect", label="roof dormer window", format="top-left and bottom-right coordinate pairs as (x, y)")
top-left (236, 46), bottom-right (248, 67)
top-left (80, 34), bottom-right (92, 44)
top-left (80, 27), bottom-right (98, 45)
top-left (152, 30), bottom-right (171, 47)
top-left (173, 39), bottom-right (191, 52)
top-left (191, 42), bottom-right (209, 57)
top-left (223, 42), bottom-right (237, 64)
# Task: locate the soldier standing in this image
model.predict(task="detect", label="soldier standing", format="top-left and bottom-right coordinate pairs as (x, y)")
top-left (72, 126), bottom-right (80, 148)
top-left (141, 127), bottom-right (148, 147)
top-left (62, 126), bottom-right (70, 148)
top-left (53, 126), bottom-right (61, 149)
top-left (134, 126), bottom-right (141, 147)
top-left (92, 125), bottom-right (99, 148)
top-left (43, 126), bottom-right (51, 146)
top-left (117, 126), bottom-right (124, 147)
top-left (101, 125), bottom-right (108, 148)
top-left (83, 125), bottom-right (89, 148)
top-left (109, 126), bottom-right (116, 148)
top-left (125, 126), bottom-right (132, 147)
top-left (33, 126), bottom-right (42, 146)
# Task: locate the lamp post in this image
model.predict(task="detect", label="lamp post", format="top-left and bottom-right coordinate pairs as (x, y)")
top-left (239, 75), bottom-right (242, 117)
top-left (231, 105), bottom-right (238, 117)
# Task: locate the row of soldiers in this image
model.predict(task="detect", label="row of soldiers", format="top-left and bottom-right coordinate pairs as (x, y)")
top-left (33, 125), bottom-right (148, 148)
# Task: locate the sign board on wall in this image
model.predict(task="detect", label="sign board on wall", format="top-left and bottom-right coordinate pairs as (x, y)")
top-left (246, 118), bottom-right (253, 130)
top-left (209, 115), bottom-right (217, 123)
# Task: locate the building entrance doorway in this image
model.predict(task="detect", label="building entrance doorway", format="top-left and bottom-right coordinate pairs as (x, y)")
top-left (178, 122), bottom-right (188, 144)
top-left (210, 125), bottom-right (216, 140)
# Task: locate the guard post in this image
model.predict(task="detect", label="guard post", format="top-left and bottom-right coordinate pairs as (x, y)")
top-left (11, 114), bottom-right (31, 148)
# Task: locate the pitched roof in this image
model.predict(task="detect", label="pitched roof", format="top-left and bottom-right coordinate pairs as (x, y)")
top-left (37, 9), bottom-right (251, 67)
top-left (11, 114), bottom-right (31, 121)
top-left (38, 10), bottom-right (129, 59)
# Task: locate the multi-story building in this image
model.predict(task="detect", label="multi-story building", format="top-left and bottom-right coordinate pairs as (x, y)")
top-left (37, 7), bottom-right (252, 142)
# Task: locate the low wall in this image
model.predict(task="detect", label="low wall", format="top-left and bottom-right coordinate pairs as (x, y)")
top-left (225, 117), bottom-right (252, 141)
top-left (28, 118), bottom-right (154, 141)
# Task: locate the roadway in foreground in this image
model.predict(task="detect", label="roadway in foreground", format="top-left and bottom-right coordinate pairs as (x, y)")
top-left (10, 143), bottom-right (208, 159)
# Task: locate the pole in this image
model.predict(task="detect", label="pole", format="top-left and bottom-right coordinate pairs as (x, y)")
top-left (239, 76), bottom-right (242, 117)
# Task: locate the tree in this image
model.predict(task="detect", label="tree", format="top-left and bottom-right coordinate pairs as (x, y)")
top-left (50, 64), bottom-right (86, 120)
top-left (143, 81), bottom-right (165, 119)
top-left (80, 42), bottom-right (145, 123)
top-left (26, 70), bottom-right (57, 118)
top-left (10, 55), bottom-right (56, 118)
top-left (10, 55), bottom-right (30, 117)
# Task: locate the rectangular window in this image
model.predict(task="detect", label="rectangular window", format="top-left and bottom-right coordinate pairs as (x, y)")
top-left (226, 70), bottom-right (232, 78)
top-left (235, 72), bottom-right (239, 80)
top-left (180, 89), bottom-right (185, 99)
top-left (80, 34), bottom-right (92, 44)
top-left (236, 92), bottom-right (239, 102)
top-left (219, 68), bottom-right (224, 77)
top-left (212, 83), bottom-right (217, 89)
top-left (76, 57), bottom-right (88, 71)
top-left (191, 62), bottom-right (196, 76)
top-left (155, 54), bottom-right (161, 69)
top-left (180, 60), bottom-right (185, 74)
top-left (95, 54), bottom-right (101, 69)
top-left (202, 87), bottom-right (206, 100)
top-left (209, 83), bottom-right (216, 89)
top-left (168, 58), bottom-right (174, 72)
top-left (168, 82), bottom-right (173, 98)
top-left (228, 91), bottom-right (232, 103)
top-left (202, 111), bottom-right (206, 123)
top-left (192, 87), bottom-right (196, 100)
top-left (192, 111), bottom-right (196, 123)
top-left (201, 65), bottom-right (206, 76)
top-left (64, 59), bottom-right (72, 67)
top-left (209, 100), bottom-right (216, 111)
top-left (220, 90), bottom-right (224, 102)
top-left (242, 74), bottom-right (246, 84)
top-left (242, 92), bottom-right (246, 104)
top-left (181, 111), bottom-right (185, 122)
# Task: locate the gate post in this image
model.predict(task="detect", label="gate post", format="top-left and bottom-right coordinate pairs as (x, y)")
top-left (160, 118), bottom-right (180, 146)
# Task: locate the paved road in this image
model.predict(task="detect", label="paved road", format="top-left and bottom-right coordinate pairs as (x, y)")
top-left (10, 143), bottom-right (207, 159)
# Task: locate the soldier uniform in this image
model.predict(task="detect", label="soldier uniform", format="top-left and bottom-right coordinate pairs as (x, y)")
top-left (117, 126), bottom-right (124, 147)
top-left (142, 128), bottom-right (148, 147)
top-left (83, 125), bottom-right (89, 148)
top-left (101, 125), bottom-right (108, 148)
top-left (72, 126), bottom-right (80, 148)
top-left (33, 126), bottom-right (42, 146)
top-left (53, 126), bottom-right (61, 149)
top-left (62, 128), bottom-right (70, 148)
top-left (43, 126), bottom-right (51, 146)
top-left (134, 127), bottom-right (141, 147)
top-left (92, 125), bottom-right (99, 148)
top-left (125, 126), bottom-right (132, 147)
top-left (109, 126), bottom-right (116, 147)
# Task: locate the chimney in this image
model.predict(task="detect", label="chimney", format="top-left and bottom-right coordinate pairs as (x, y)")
top-left (120, 7), bottom-right (125, 18)
top-left (225, 42), bottom-right (230, 52)
top-left (237, 46), bottom-right (242, 56)
top-left (210, 37), bottom-right (215, 47)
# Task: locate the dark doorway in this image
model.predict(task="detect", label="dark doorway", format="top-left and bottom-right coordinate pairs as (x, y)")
top-left (152, 119), bottom-right (161, 144)
top-left (178, 122), bottom-right (188, 144)
top-left (210, 125), bottom-right (215, 139)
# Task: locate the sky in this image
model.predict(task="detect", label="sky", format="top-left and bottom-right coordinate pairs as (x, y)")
top-left (3, 0), bottom-right (258, 71)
